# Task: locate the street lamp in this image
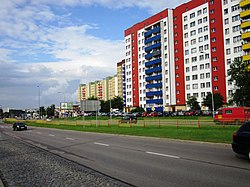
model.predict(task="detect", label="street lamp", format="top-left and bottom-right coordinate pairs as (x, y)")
top-left (37, 85), bottom-right (40, 119)
top-left (201, 51), bottom-right (215, 118)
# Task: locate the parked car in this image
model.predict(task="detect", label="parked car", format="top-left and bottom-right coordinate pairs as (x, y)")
top-left (232, 122), bottom-right (250, 161)
top-left (147, 112), bottom-right (158, 117)
top-left (13, 122), bottom-right (27, 131)
top-left (120, 116), bottom-right (137, 124)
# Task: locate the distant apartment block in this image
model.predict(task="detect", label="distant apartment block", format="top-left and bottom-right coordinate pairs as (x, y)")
top-left (124, 0), bottom-right (243, 112)
top-left (78, 61), bottom-right (124, 102)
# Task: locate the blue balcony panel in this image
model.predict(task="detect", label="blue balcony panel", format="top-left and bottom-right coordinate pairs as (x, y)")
top-left (145, 58), bottom-right (162, 67)
top-left (145, 35), bottom-right (161, 44)
top-left (145, 74), bottom-right (162, 82)
top-left (146, 91), bottom-right (162, 97)
top-left (145, 53), bottom-right (153, 60)
top-left (144, 27), bottom-right (161, 37)
top-left (145, 66), bottom-right (162, 75)
top-left (146, 83), bottom-right (162, 89)
top-left (145, 42), bottom-right (161, 52)
top-left (146, 99), bottom-right (163, 104)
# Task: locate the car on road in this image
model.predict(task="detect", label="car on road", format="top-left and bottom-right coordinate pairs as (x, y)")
top-left (232, 122), bottom-right (250, 160)
top-left (120, 116), bottom-right (137, 124)
top-left (13, 122), bottom-right (27, 131)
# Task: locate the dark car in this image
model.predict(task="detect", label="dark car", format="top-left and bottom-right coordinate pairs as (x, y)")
top-left (13, 122), bottom-right (27, 131)
top-left (120, 116), bottom-right (137, 124)
top-left (232, 122), bottom-right (250, 160)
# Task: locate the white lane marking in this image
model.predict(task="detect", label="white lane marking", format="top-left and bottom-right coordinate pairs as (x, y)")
top-left (66, 137), bottom-right (75, 141)
top-left (36, 132), bottom-right (42, 134)
top-left (49, 134), bottom-right (55, 137)
top-left (94, 142), bottom-right (110, 147)
top-left (146, 151), bottom-right (180, 159)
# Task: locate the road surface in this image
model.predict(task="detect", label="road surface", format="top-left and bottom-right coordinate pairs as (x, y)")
top-left (1, 123), bottom-right (249, 186)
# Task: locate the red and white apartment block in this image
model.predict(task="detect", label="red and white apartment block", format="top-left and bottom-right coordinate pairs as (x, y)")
top-left (124, 0), bottom-right (242, 112)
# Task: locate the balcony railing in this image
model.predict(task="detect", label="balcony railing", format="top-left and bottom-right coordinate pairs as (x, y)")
top-left (145, 66), bottom-right (162, 75)
top-left (145, 35), bottom-right (161, 44)
top-left (145, 58), bottom-right (162, 67)
top-left (146, 82), bottom-right (162, 89)
top-left (146, 99), bottom-right (163, 104)
top-left (145, 42), bottom-right (161, 52)
top-left (144, 27), bottom-right (161, 37)
top-left (145, 74), bottom-right (162, 82)
top-left (146, 91), bottom-right (163, 97)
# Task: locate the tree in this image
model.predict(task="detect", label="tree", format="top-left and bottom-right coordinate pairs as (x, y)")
top-left (186, 96), bottom-right (201, 110)
top-left (130, 107), bottom-right (145, 113)
top-left (202, 92), bottom-right (224, 111)
top-left (46, 104), bottom-right (55, 117)
top-left (228, 59), bottom-right (250, 106)
top-left (100, 96), bottom-right (123, 113)
top-left (110, 96), bottom-right (123, 111)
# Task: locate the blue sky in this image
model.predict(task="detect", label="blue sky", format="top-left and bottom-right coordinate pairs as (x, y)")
top-left (0, 0), bottom-right (188, 109)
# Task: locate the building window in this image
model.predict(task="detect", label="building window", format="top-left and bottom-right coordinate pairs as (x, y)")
top-left (190, 13), bottom-right (195, 19)
top-left (225, 28), bottom-right (229, 35)
top-left (192, 65), bottom-right (198, 71)
top-left (193, 84), bottom-right (198, 89)
top-left (192, 75), bottom-right (198, 80)
top-left (200, 73), bottom-right (205, 79)
top-left (224, 18), bottom-right (229, 25)
top-left (190, 21), bottom-right (195, 27)
top-left (232, 15), bottom-right (240, 22)
top-left (201, 83), bottom-right (205, 88)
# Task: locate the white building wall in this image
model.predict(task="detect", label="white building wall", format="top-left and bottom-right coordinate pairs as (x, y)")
top-left (222, 0), bottom-right (242, 103)
top-left (182, 3), bottom-right (212, 107)
top-left (125, 35), bottom-right (133, 108)
top-left (137, 28), bottom-right (146, 109)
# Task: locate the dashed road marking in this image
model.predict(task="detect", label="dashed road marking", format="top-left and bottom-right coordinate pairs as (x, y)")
top-left (49, 134), bottom-right (55, 137)
top-left (36, 132), bottom-right (42, 134)
top-left (146, 151), bottom-right (180, 159)
top-left (66, 137), bottom-right (75, 141)
top-left (94, 142), bottom-right (110, 147)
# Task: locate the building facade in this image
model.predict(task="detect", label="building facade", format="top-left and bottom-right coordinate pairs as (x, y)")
top-left (124, 0), bottom-right (243, 112)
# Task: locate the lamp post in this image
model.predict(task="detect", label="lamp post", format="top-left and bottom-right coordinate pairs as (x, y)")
top-left (37, 85), bottom-right (40, 119)
top-left (201, 51), bottom-right (215, 118)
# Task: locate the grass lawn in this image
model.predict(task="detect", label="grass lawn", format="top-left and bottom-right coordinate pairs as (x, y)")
top-left (17, 119), bottom-right (239, 144)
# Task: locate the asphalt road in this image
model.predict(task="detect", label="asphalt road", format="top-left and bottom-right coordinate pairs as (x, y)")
top-left (1, 123), bottom-right (250, 187)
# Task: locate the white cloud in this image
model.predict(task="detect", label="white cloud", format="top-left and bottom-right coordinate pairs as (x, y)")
top-left (0, 0), bottom-right (190, 108)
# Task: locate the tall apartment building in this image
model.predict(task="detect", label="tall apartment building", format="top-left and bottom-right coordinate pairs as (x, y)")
top-left (124, 0), bottom-right (242, 112)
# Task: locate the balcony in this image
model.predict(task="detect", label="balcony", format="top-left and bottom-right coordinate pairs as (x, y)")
top-left (240, 9), bottom-right (250, 18)
top-left (145, 50), bottom-right (161, 60)
top-left (145, 42), bottom-right (161, 52)
top-left (145, 58), bottom-right (162, 67)
top-left (146, 91), bottom-right (162, 97)
top-left (144, 27), bottom-right (161, 37)
top-left (240, 0), bottom-right (250, 8)
top-left (243, 43), bottom-right (250, 50)
top-left (146, 83), bottom-right (162, 89)
top-left (242, 31), bottom-right (250, 39)
top-left (145, 35), bottom-right (161, 44)
top-left (243, 54), bottom-right (250, 61)
top-left (146, 99), bottom-right (163, 104)
top-left (145, 74), bottom-right (162, 82)
top-left (145, 66), bottom-right (162, 75)
top-left (241, 21), bottom-right (250, 29)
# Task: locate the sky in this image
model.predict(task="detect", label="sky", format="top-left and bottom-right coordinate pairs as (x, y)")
top-left (0, 0), bottom-right (188, 109)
